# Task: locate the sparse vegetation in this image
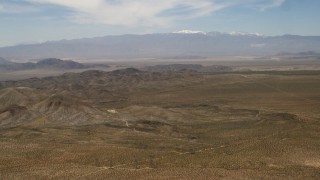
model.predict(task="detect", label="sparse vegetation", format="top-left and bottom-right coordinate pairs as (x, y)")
top-left (0, 66), bottom-right (320, 179)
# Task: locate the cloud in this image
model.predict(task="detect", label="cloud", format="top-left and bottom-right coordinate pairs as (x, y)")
top-left (0, 2), bottom-right (38, 13)
top-left (25, 0), bottom-right (223, 26)
top-left (212, 0), bottom-right (285, 10)
top-left (247, 0), bottom-right (286, 11)
top-left (0, 0), bottom-right (286, 26)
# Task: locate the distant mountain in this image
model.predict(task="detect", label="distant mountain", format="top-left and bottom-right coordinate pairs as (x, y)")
top-left (0, 58), bottom-right (103, 70)
top-left (35, 58), bottom-right (87, 69)
top-left (0, 57), bottom-right (6, 62)
top-left (1, 32), bottom-right (320, 60)
top-left (142, 64), bottom-right (203, 72)
top-left (141, 64), bottom-right (232, 72)
top-left (0, 57), bottom-right (13, 65)
top-left (276, 51), bottom-right (320, 57)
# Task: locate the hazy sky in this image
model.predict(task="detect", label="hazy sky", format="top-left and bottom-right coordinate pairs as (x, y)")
top-left (1, 0), bottom-right (320, 47)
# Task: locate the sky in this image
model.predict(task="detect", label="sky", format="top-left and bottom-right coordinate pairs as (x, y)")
top-left (0, 0), bottom-right (320, 47)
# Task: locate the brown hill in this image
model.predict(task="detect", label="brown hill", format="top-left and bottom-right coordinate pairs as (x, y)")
top-left (0, 68), bottom-right (203, 127)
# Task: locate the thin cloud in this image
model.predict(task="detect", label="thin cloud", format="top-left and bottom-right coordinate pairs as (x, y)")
top-left (0, 2), bottom-right (38, 13)
top-left (26, 0), bottom-right (221, 26)
top-left (1, 0), bottom-right (286, 26)
top-left (213, 0), bottom-right (286, 10)
top-left (246, 0), bottom-right (286, 11)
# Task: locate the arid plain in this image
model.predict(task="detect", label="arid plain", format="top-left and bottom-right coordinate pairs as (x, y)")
top-left (0, 59), bottom-right (320, 179)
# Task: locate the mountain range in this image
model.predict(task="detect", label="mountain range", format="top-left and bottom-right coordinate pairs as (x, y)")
top-left (1, 31), bottom-right (320, 61)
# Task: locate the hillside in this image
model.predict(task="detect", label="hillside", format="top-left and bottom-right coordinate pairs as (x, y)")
top-left (0, 68), bottom-right (203, 127)
top-left (1, 68), bottom-right (320, 179)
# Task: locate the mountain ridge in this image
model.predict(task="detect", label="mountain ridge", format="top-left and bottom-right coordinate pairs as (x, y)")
top-left (1, 32), bottom-right (320, 60)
